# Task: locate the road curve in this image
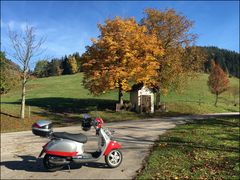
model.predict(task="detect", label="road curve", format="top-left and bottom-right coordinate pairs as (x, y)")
top-left (1, 113), bottom-right (239, 179)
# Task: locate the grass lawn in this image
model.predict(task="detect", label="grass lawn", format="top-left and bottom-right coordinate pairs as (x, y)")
top-left (137, 117), bottom-right (240, 179)
top-left (1, 73), bottom-right (239, 132)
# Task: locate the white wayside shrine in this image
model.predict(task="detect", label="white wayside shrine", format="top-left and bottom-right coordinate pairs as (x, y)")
top-left (130, 84), bottom-right (154, 113)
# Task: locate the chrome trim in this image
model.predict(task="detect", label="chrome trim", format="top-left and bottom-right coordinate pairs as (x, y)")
top-left (35, 120), bottom-right (52, 127)
top-left (32, 127), bottom-right (51, 132)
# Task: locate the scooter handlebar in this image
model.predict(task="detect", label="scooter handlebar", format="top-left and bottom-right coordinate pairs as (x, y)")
top-left (91, 119), bottom-right (98, 128)
top-left (103, 128), bottom-right (115, 137)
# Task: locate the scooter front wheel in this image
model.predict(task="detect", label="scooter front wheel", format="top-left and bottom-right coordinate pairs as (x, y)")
top-left (105, 149), bottom-right (123, 168)
top-left (43, 154), bottom-right (64, 172)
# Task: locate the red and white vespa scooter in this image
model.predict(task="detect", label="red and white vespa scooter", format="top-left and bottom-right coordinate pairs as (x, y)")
top-left (32, 114), bottom-right (123, 171)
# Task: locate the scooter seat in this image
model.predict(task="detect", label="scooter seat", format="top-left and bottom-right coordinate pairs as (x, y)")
top-left (53, 132), bottom-right (87, 143)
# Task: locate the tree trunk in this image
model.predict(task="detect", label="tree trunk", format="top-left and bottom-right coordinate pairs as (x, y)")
top-left (156, 89), bottom-right (161, 107)
top-left (118, 86), bottom-right (123, 106)
top-left (214, 92), bottom-right (219, 107)
top-left (20, 71), bottom-right (27, 119)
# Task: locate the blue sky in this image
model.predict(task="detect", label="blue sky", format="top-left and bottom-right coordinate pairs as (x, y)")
top-left (1, 1), bottom-right (239, 69)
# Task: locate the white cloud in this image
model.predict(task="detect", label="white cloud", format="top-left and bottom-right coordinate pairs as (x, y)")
top-left (1, 19), bottom-right (38, 32)
top-left (1, 19), bottom-right (94, 67)
top-left (8, 20), bottom-right (16, 29)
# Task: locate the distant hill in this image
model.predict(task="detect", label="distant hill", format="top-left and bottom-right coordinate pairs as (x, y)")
top-left (198, 46), bottom-right (239, 78)
top-left (0, 51), bottom-right (21, 94)
top-left (7, 59), bottom-right (21, 72)
top-left (0, 52), bottom-right (21, 72)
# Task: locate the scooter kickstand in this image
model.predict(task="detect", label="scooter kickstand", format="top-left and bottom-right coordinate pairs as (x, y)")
top-left (67, 164), bottom-right (71, 173)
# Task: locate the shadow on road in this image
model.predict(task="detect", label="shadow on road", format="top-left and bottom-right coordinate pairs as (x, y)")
top-left (0, 155), bottom-right (47, 172)
top-left (83, 162), bottom-right (109, 169)
top-left (0, 155), bottom-right (112, 172)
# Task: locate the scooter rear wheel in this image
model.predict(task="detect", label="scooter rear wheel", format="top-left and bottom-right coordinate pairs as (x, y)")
top-left (43, 154), bottom-right (64, 172)
top-left (105, 149), bottom-right (123, 168)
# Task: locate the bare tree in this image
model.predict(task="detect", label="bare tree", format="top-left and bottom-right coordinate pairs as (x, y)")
top-left (8, 25), bottom-right (45, 119)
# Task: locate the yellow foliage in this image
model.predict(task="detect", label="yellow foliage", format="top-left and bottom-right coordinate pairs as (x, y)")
top-left (68, 55), bottom-right (78, 74)
top-left (142, 8), bottom-right (206, 95)
top-left (82, 17), bottom-right (164, 96)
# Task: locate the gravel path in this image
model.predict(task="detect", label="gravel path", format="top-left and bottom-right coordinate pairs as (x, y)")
top-left (1, 113), bottom-right (239, 179)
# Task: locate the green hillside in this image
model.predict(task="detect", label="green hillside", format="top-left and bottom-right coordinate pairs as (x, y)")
top-left (1, 73), bottom-right (239, 132)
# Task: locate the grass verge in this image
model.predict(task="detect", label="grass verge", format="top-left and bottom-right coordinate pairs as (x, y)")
top-left (136, 117), bottom-right (240, 180)
top-left (1, 73), bottom-right (239, 132)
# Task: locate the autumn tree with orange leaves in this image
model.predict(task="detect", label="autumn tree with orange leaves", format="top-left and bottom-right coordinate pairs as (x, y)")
top-left (81, 17), bottom-right (164, 105)
top-left (141, 8), bottom-right (206, 106)
top-left (208, 60), bottom-right (229, 106)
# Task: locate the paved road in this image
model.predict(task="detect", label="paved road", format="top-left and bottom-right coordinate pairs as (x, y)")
top-left (1, 113), bottom-right (239, 179)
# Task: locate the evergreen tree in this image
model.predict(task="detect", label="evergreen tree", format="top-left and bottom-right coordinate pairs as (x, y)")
top-left (34, 60), bottom-right (49, 77)
top-left (200, 46), bottom-right (239, 78)
top-left (48, 59), bottom-right (63, 76)
top-left (62, 55), bottom-right (70, 75)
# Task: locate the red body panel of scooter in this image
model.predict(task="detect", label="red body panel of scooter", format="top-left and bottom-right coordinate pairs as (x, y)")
top-left (104, 140), bottom-right (122, 155)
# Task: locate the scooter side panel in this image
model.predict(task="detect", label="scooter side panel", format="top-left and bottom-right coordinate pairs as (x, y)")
top-left (76, 142), bottom-right (84, 155)
top-left (45, 139), bottom-right (82, 157)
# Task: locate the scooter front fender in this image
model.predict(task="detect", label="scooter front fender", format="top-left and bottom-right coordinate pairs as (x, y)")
top-left (104, 140), bottom-right (121, 156)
